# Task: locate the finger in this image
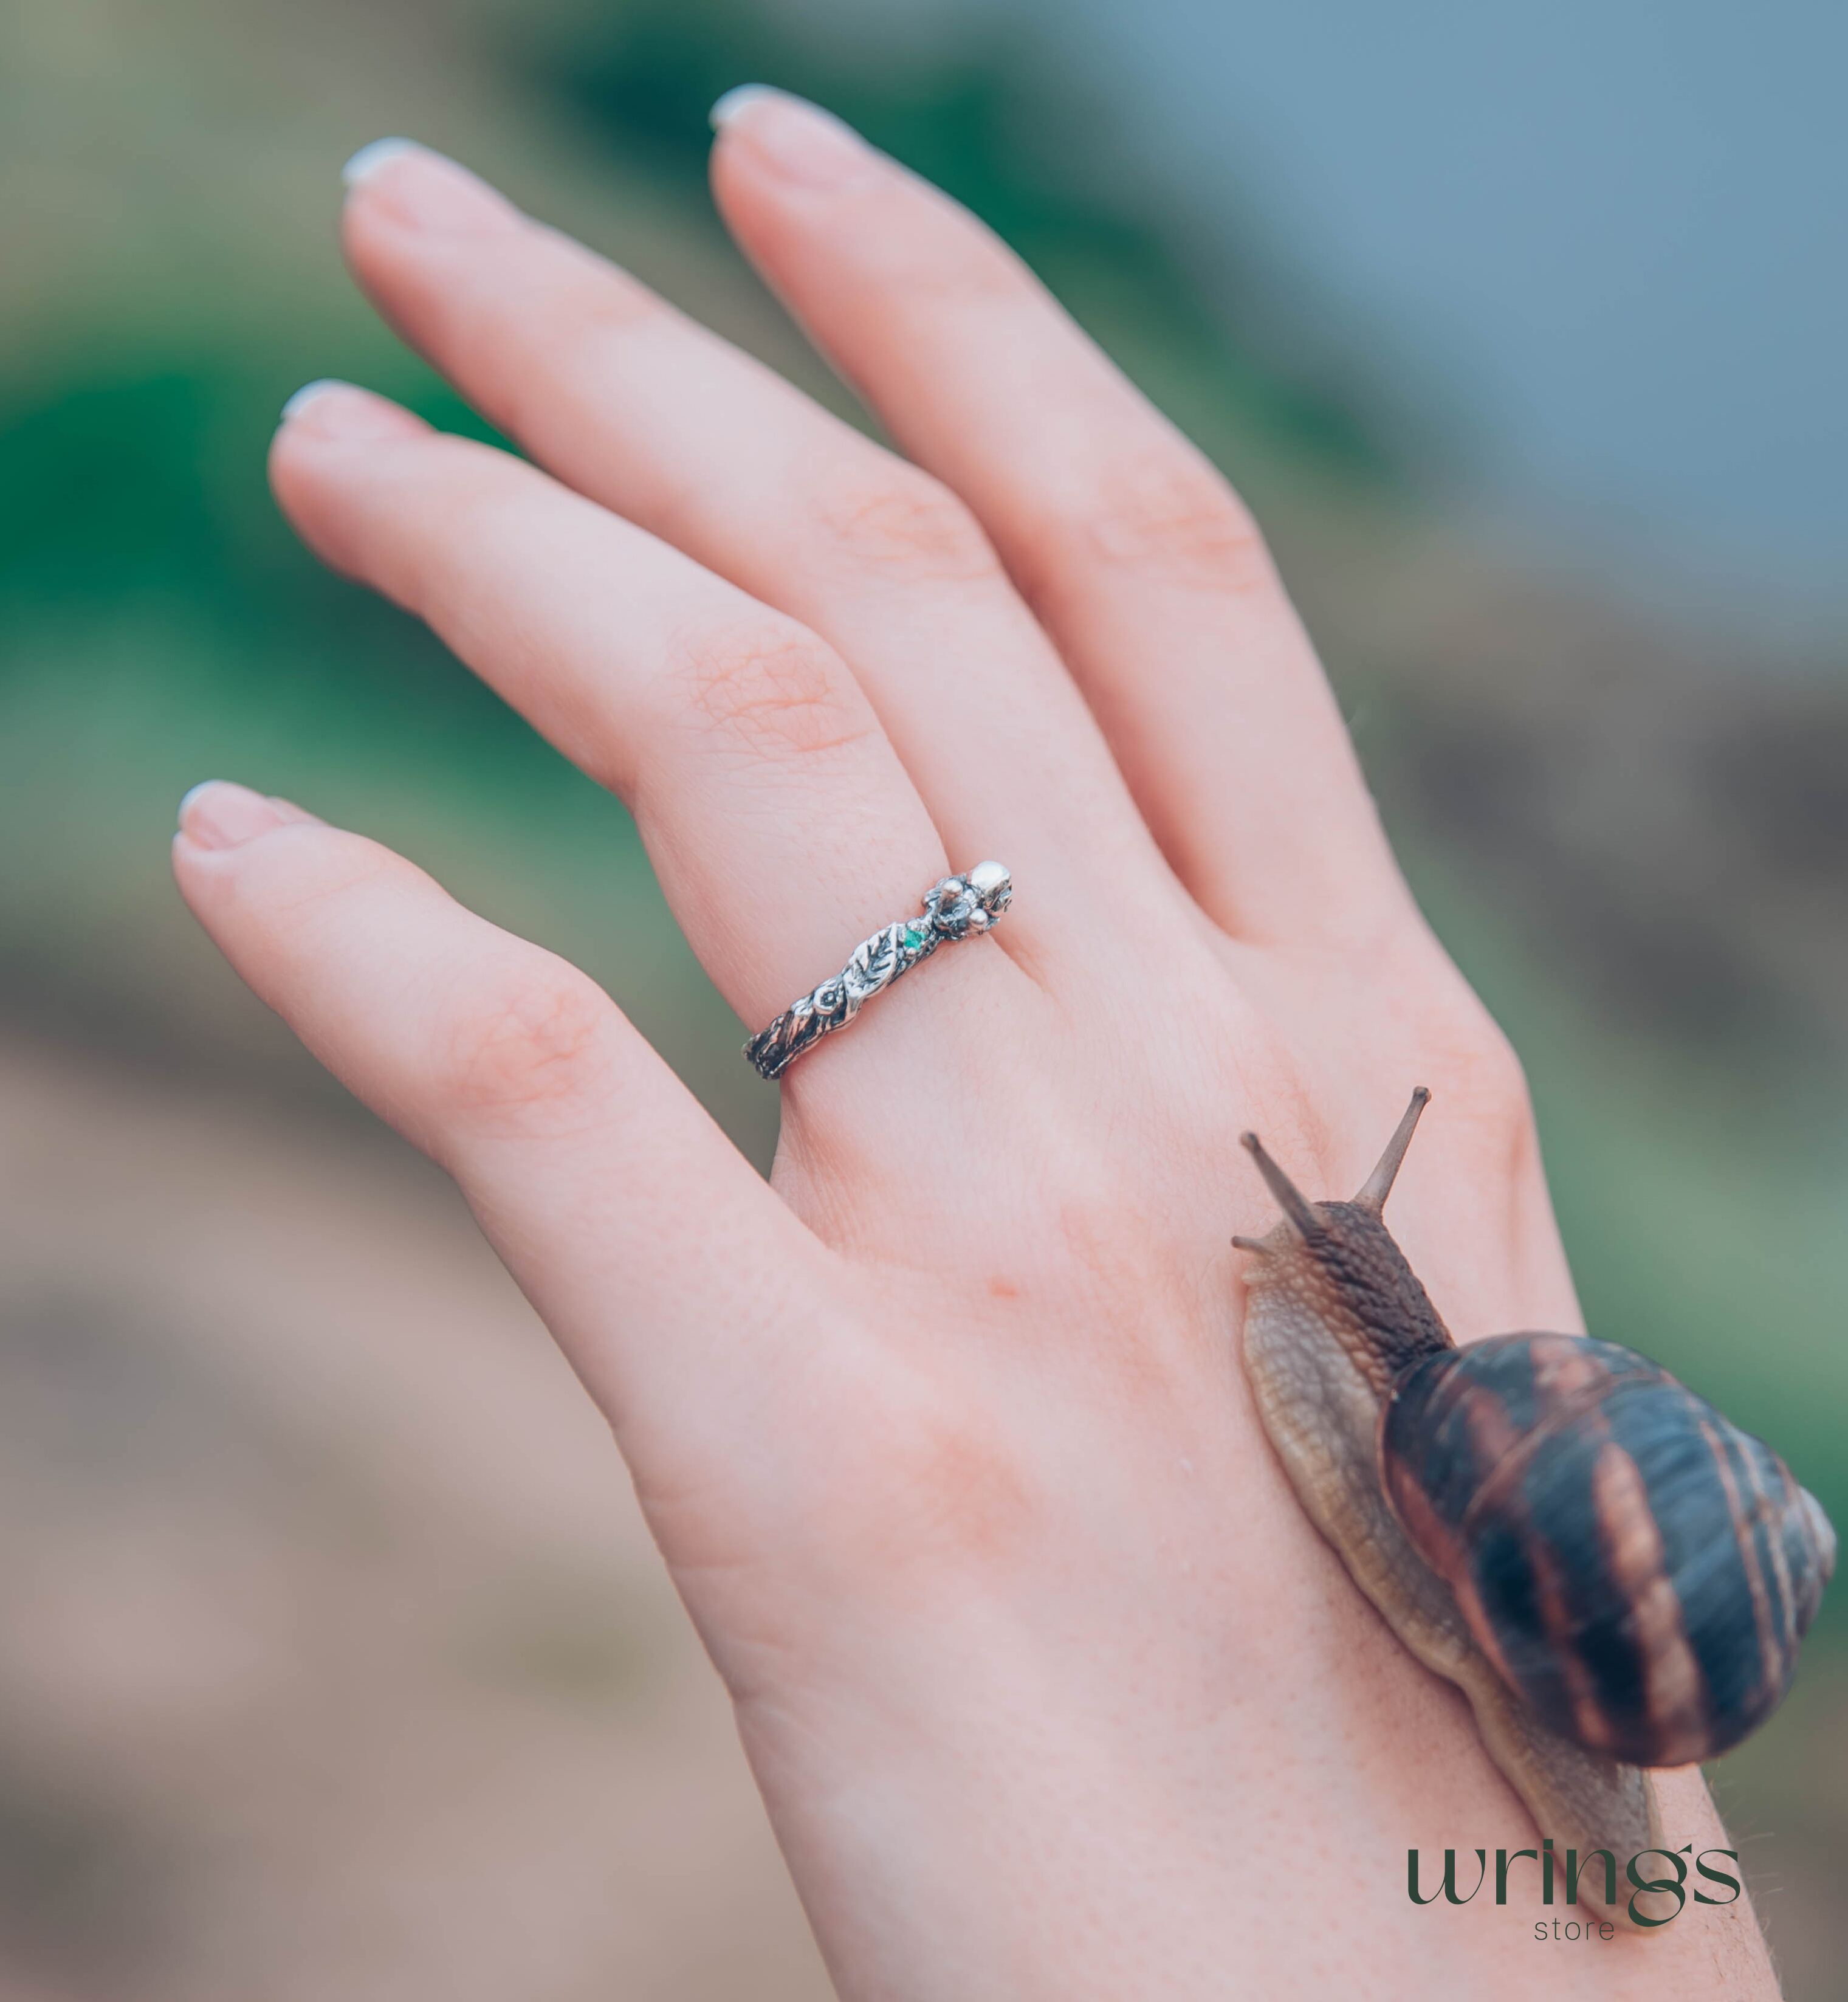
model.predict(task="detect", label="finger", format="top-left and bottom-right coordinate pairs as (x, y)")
top-left (170, 782), bottom-right (829, 1474)
top-left (334, 139), bottom-right (1164, 944)
top-left (269, 382), bottom-right (1013, 1115)
top-left (709, 91), bottom-right (1414, 946)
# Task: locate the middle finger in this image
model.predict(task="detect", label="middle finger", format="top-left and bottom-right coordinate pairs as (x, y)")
top-left (336, 141), bottom-right (1168, 940)
top-left (267, 384), bottom-right (1042, 1133)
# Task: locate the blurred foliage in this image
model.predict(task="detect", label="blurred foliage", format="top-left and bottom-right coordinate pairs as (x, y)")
top-left (0, 357), bottom-right (510, 728)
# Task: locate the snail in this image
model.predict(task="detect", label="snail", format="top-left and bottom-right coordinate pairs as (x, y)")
top-left (1234, 1087), bottom-right (1835, 1882)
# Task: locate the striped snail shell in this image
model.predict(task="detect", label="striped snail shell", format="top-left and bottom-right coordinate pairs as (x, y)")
top-left (1380, 1330), bottom-right (1836, 1767)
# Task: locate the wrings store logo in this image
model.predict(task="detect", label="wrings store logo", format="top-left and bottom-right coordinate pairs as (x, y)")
top-left (1408, 1839), bottom-right (1741, 1932)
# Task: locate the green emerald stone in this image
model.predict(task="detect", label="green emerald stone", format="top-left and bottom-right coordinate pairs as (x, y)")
top-left (902, 925), bottom-right (927, 952)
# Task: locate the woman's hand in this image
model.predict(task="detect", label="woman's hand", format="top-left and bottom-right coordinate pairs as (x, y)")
top-left (172, 92), bottom-right (1774, 1998)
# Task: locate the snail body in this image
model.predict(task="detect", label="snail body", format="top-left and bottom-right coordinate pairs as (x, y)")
top-left (1234, 1090), bottom-right (1834, 1883)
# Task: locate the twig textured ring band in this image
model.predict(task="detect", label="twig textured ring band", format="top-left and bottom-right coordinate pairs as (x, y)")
top-left (744, 862), bottom-right (1014, 1081)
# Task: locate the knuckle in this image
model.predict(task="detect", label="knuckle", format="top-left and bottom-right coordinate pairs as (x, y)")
top-left (833, 174), bottom-right (1026, 304)
top-left (1419, 996), bottom-right (1536, 1147)
top-left (814, 470), bottom-right (1000, 586)
top-left (1041, 448), bottom-right (1272, 600)
top-left (406, 460), bottom-right (532, 619)
top-left (224, 830), bottom-right (415, 954)
top-left (468, 239), bottom-right (660, 430)
top-left (433, 956), bottom-right (621, 1130)
top-left (668, 621), bottom-right (871, 763)
top-left (829, 1385), bottom-right (1040, 1586)
top-left (1053, 1188), bottom-right (1176, 1322)
top-left (533, 262), bottom-right (657, 374)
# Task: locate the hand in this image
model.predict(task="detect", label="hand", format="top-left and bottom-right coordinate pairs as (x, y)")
top-left (173, 92), bottom-right (1774, 1998)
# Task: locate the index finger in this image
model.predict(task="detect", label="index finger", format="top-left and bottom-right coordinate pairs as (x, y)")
top-left (170, 782), bottom-right (835, 1502)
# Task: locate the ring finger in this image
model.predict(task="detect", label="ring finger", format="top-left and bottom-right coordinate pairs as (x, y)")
top-left (269, 383), bottom-right (1032, 1127)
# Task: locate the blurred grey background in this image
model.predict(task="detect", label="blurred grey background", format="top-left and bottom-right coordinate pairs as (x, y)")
top-left (1, 0), bottom-right (1843, 1995)
top-left (873, 0), bottom-right (1848, 628)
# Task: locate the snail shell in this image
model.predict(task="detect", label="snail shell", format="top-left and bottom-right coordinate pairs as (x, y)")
top-left (1381, 1331), bottom-right (1835, 1767)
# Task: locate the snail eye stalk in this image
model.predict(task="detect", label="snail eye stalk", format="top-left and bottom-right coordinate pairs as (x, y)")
top-left (1354, 1085), bottom-right (1431, 1214)
top-left (1238, 1130), bottom-right (1321, 1239)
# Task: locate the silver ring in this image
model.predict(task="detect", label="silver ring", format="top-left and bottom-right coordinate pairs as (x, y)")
top-left (744, 862), bottom-right (1013, 1081)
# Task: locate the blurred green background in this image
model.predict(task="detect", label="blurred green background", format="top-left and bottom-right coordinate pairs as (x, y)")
top-left (1, 0), bottom-right (1843, 1994)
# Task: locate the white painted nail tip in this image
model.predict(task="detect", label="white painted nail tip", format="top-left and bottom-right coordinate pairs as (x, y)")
top-left (342, 137), bottom-right (421, 187)
top-left (177, 780), bottom-right (223, 828)
top-left (280, 379), bottom-right (350, 422)
top-left (710, 84), bottom-right (785, 131)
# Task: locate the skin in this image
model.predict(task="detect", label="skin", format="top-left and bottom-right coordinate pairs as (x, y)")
top-left (171, 89), bottom-right (1779, 2000)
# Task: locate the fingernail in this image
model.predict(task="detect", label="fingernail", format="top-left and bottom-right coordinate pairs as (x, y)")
top-left (709, 84), bottom-right (781, 130)
top-left (277, 379), bottom-right (414, 441)
top-left (177, 781), bottom-right (290, 851)
top-left (342, 136), bottom-right (421, 185)
top-left (340, 137), bottom-right (518, 234)
top-left (280, 378), bottom-right (346, 422)
top-left (709, 86), bottom-right (875, 189)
